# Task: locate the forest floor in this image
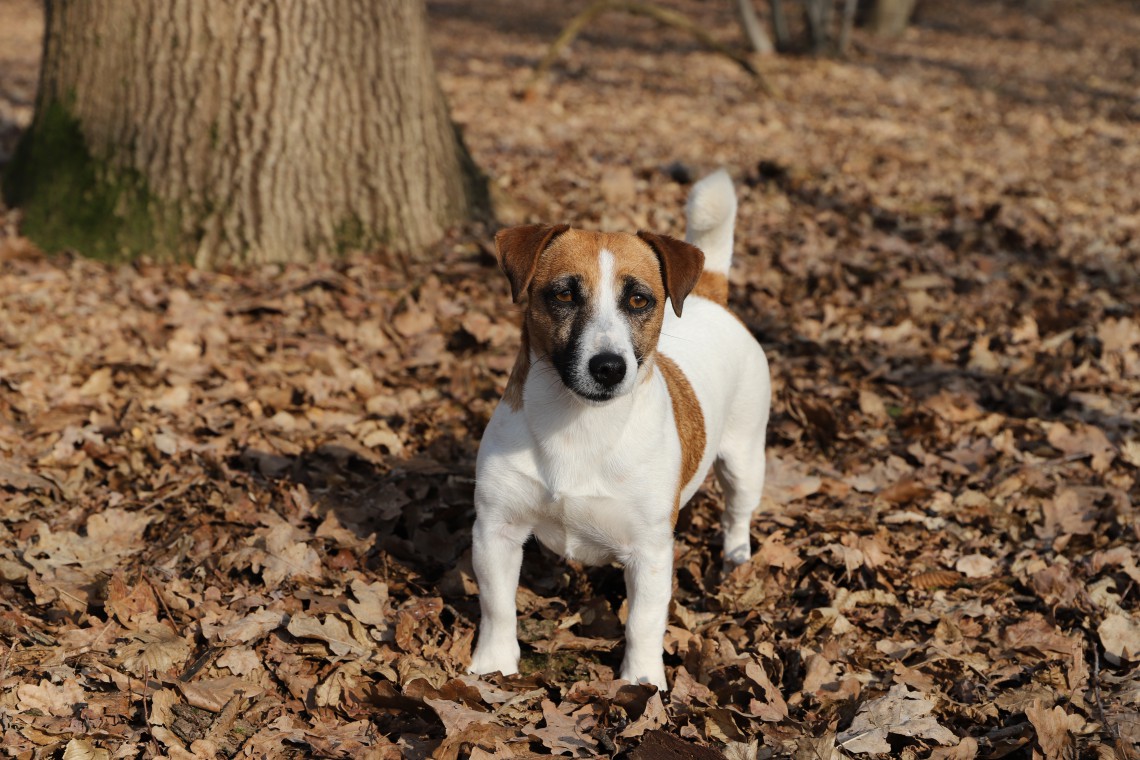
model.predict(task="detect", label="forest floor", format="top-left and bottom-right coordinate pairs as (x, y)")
top-left (1, 0), bottom-right (1139, 758)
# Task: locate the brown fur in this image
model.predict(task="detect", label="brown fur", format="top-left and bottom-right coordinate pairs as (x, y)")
top-left (496, 224), bottom-right (570, 303)
top-left (497, 227), bottom-right (713, 451)
top-left (656, 354), bottom-right (706, 523)
top-left (503, 325), bottom-right (530, 411)
top-left (692, 271), bottom-right (728, 305)
top-left (524, 230), bottom-right (673, 367)
top-left (635, 231), bottom-right (705, 316)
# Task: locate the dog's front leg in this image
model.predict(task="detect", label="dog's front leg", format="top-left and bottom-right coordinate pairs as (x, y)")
top-left (468, 517), bottom-right (528, 676)
top-left (620, 537), bottom-right (673, 689)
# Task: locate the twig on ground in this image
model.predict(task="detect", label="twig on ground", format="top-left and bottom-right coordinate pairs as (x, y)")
top-left (204, 694), bottom-right (245, 745)
top-left (1090, 635), bottom-right (1130, 760)
top-left (525, 0), bottom-right (774, 97)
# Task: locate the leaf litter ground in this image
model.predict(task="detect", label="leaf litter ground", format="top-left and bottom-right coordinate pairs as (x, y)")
top-left (1, 0), bottom-right (1138, 757)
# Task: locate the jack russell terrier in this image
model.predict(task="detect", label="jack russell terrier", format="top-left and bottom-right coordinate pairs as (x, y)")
top-left (468, 170), bottom-right (771, 689)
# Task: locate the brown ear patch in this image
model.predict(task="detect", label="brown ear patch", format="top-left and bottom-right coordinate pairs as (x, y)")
top-left (656, 354), bottom-right (706, 523)
top-left (637, 231), bottom-right (705, 317)
top-left (503, 324), bottom-right (530, 411)
top-left (496, 224), bottom-right (570, 302)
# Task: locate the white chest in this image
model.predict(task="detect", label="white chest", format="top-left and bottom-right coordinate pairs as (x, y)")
top-left (475, 363), bottom-right (681, 566)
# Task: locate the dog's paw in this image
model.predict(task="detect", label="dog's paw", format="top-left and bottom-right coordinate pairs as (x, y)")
top-left (468, 642), bottom-right (521, 677)
top-left (722, 545), bottom-right (751, 573)
top-left (620, 662), bottom-right (667, 691)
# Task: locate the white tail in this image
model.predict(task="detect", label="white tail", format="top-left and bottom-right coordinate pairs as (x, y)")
top-left (684, 169), bottom-right (737, 274)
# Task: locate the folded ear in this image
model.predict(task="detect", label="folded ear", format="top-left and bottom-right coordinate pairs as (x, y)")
top-left (495, 224), bottom-right (571, 303)
top-left (637, 231), bottom-right (705, 317)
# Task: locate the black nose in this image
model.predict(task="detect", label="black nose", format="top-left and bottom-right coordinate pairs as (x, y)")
top-left (588, 352), bottom-right (626, 388)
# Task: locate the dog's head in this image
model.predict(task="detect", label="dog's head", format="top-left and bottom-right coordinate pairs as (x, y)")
top-left (496, 224), bottom-right (704, 403)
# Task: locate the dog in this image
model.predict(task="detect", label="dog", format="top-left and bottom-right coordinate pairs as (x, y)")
top-left (468, 170), bottom-right (771, 689)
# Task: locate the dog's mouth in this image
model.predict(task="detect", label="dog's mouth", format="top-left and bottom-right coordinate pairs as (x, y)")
top-left (551, 352), bottom-right (625, 403)
top-left (553, 364), bottom-right (618, 403)
top-left (570, 387), bottom-right (617, 403)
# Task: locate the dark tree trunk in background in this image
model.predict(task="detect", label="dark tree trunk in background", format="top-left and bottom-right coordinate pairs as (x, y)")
top-left (4, 0), bottom-right (487, 265)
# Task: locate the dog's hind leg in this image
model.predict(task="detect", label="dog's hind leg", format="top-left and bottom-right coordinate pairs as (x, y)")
top-left (714, 419), bottom-right (769, 571)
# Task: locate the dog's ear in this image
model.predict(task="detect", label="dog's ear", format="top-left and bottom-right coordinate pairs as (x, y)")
top-left (637, 231), bottom-right (705, 317)
top-left (495, 224), bottom-right (571, 303)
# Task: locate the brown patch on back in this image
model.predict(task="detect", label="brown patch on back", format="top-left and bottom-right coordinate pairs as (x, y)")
top-left (656, 354), bottom-right (706, 523)
top-left (692, 271), bottom-right (728, 305)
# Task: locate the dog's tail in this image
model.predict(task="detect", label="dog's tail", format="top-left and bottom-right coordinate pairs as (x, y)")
top-left (684, 169), bottom-right (737, 305)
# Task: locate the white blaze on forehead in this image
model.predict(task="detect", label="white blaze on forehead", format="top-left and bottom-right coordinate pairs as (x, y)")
top-left (563, 246), bottom-right (640, 399)
top-left (588, 249), bottom-right (624, 351)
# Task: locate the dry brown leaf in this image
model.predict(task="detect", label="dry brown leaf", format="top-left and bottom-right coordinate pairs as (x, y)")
top-left (763, 454), bottom-right (821, 506)
top-left (255, 522), bottom-right (323, 589)
top-left (527, 699), bottom-right (600, 756)
top-left (1098, 613), bottom-right (1140, 665)
top-left (955, 553), bottom-right (996, 579)
top-left (929, 737), bottom-right (979, 760)
top-left (1047, 422), bottom-right (1115, 473)
top-left (16, 678), bottom-right (86, 717)
top-left (117, 619), bottom-right (192, 676)
top-left (426, 696), bottom-right (496, 736)
top-left (1025, 700), bottom-right (1085, 760)
top-left (1039, 488), bottom-right (1097, 538)
top-left (206, 607), bottom-right (287, 645)
top-left (347, 578), bottom-right (390, 628)
top-left (286, 613), bottom-right (371, 659)
top-left (177, 676), bottom-right (264, 712)
top-left (61, 739), bottom-right (110, 760)
top-left (837, 684), bottom-right (957, 754)
top-left (24, 509), bottom-right (155, 573)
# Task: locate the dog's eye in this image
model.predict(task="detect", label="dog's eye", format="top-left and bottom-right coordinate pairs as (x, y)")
top-left (628, 294), bottom-right (649, 310)
top-left (555, 289), bottom-right (574, 303)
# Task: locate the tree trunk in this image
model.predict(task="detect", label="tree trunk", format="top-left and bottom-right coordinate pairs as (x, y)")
top-left (768, 0), bottom-right (791, 51)
top-left (870, 0), bottom-right (917, 38)
top-left (3, 0), bottom-right (487, 265)
top-left (734, 0), bottom-right (774, 56)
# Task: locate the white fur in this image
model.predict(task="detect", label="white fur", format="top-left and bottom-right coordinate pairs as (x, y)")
top-left (685, 168), bottom-right (737, 274)
top-left (570, 249), bottom-right (639, 399)
top-left (469, 172), bottom-right (770, 689)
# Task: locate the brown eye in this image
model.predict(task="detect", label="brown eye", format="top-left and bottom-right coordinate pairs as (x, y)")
top-left (628, 294), bottom-right (649, 309)
top-left (555, 289), bottom-right (574, 303)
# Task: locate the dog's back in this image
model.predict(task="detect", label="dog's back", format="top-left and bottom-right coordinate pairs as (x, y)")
top-left (657, 172), bottom-right (769, 519)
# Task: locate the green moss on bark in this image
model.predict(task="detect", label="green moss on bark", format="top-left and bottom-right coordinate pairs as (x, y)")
top-left (2, 100), bottom-right (178, 261)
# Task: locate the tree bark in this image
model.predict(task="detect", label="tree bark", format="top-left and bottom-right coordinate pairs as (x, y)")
top-left (768, 0), bottom-right (791, 51)
top-left (870, 0), bottom-right (917, 38)
top-left (4, 0), bottom-right (487, 265)
top-left (734, 0), bottom-right (774, 56)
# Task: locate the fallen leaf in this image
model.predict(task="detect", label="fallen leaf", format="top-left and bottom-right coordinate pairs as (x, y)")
top-left (1025, 700), bottom-right (1085, 760)
top-left (1098, 613), bottom-right (1140, 665)
top-left (955, 553), bottom-right (996, 578)
top-left (177, 676), bottom-right (264, 712)
top-left (62, 739), bottom-right (110, 760)
top-left (286, 613), bottom-right (371, 658)
top-left (838, 684), bottom-right (957, 754)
